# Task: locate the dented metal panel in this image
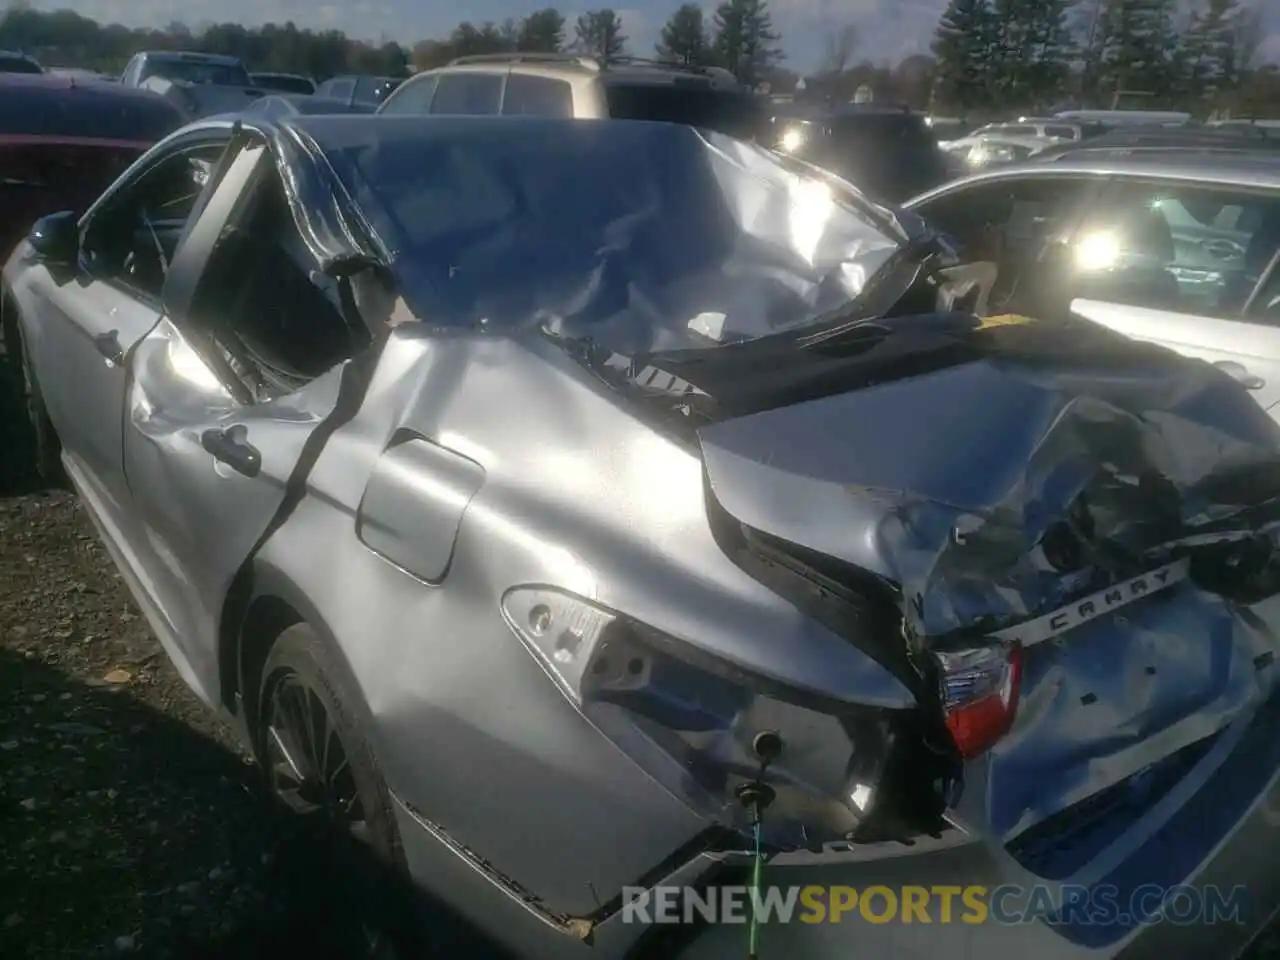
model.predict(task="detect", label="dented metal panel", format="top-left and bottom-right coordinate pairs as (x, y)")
top-left (356, 436), bottom-right (485, 582)
top-left (697, 325), bottom-right (1280, 905)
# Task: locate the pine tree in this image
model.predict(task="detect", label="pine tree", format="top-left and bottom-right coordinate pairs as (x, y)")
top-left (990, 0), bottom-right (1076, 109)
top-left (1183, 0), bottom-right (1247, 100)
top-left (1093, 0), bottom-right (1180, 104)
top-left (517, 8), bottom-right (566, 53)
top-left (711, 0), bottom-right (782, 88)
top-left (656, 4), bottom-right (711, 66)
top-left (447, 21), bottom-right (514, 57)
top-left (574, 9), bottom-right (627, 59)
top-left (931, 0), bottom-right (999, 110)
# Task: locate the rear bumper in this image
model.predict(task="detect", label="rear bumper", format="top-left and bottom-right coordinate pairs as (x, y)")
top-left (391, 761), bottom-right (1280, 960)
top-left (391, 738), bottom-right (1280, 960)
top-left (677, 761), bottom-right (1280, 960)
top-left (1114, 766), bottom-right (1280, 960)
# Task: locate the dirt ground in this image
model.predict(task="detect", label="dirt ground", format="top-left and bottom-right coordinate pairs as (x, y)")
top-left (2, 350), bottom-right (1279, 959)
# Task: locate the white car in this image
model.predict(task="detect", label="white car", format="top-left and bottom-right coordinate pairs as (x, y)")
top-left (939, 134), bottom-right (1062, 175)
top-left (970, 119), bottom-right (1088, 141)
top-left (905, 153), bottom-right (1280, 418)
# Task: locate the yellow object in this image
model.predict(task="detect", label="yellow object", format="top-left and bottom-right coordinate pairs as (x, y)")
top-left (978, 313), bottom-right (1035, 328)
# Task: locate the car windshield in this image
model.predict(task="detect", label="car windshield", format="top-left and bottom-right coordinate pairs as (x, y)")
top-left (141, 58), bottom-right (250, 86)
top-left (604, 81), bottom-right (764, 140)
top-left (315, 116), bottom-right (907, 355)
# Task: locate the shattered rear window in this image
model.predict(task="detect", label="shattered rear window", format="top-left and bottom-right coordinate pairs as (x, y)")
top-left (315, 117), bottom-right (905, 354)
top-left (604, 82), bottom-right (764, 140)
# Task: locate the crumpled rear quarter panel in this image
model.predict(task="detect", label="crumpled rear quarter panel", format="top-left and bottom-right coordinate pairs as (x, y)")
top-left (245, 327), bottom-right (912, 922)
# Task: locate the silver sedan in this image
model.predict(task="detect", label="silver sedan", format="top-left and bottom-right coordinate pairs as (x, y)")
top-left (6, 113), bottom-right (1280, 959)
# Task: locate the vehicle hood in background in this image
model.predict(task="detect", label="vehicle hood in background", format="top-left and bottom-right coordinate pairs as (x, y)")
top-left (698, 319), bottom-right (1280, 886)
top-left (140, 75), bottom-right (263, 120)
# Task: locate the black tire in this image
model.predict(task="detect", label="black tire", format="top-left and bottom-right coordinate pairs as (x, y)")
top-left (256, 623), bottom-right (421, 959)
top-left (4, 310), bottom-right (65, 485)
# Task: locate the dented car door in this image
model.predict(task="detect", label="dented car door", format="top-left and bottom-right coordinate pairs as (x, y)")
top-left (11, 134), bottom-right (227, 536)
top-left (119, 139), bottom-right (351, 703)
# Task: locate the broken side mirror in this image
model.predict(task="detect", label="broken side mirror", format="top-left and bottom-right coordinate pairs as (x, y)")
top-left (26, 211), bottom-right (80, 267)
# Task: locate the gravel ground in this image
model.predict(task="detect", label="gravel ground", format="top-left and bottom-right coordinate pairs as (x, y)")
top-left (2, 351), bottom-right (1280, 959)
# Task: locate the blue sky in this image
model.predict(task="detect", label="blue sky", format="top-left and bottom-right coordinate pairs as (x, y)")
top-left (28, 0), bottom-right (1280, 73)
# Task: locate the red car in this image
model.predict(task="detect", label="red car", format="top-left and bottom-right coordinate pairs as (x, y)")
top-left (0, 72), bottom-right (186, 260)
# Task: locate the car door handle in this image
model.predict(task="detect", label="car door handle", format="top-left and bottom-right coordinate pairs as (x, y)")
top-left (93, 330), bottom-right (123, 366)
top-left (200, 427), bottom-right (262, 478)
top-left (1214, 360), bottom-right (1265, 390)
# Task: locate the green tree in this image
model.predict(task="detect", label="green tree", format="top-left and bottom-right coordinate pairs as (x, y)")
top-left (655, 3), bottom-right (710, 65)
top-left (990, 0), bottom-right (1076, 108)
top-left (0, 5), bottom-right (409, 77)
top-left (447, 21), bottom-right (514, 57)
top-left (931, 0), bottom-right (999, 110)
top-left (711, 0), bottom-right (782, 88)
top-left (1181, 0), bottom-right (1258, 102)
top-left (517, 8), bottom-right (566, 52)
top-left (1093, 0), bottom-right (1181, 103)
top-left (574, 9), bottom-right (627, 59)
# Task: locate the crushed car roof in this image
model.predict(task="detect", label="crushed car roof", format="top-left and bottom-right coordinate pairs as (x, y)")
top-left (211, 113), bottom-right (915, 353)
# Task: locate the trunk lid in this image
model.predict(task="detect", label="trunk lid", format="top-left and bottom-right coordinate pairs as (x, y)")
top-left (694, 320), bottom-right (1280, 940)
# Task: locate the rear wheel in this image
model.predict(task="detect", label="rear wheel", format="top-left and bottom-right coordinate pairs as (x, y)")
top-left (3, 307), bottom-right (65, 485)
top-left (256, 624), bottom-right (418, 959)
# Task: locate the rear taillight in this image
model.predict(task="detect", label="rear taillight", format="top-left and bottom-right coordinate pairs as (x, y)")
top-left (938, 642), bottom-right (1022, 758)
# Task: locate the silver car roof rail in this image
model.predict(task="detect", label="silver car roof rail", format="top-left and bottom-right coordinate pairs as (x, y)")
top-left (446, 52), bottom-right (742, 85)
top-left (447, 52), bottom-right (601, 70)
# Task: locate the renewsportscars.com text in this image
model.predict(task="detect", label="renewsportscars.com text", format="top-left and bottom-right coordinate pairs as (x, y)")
top-left (621, 883), bottom-right (1249, 927)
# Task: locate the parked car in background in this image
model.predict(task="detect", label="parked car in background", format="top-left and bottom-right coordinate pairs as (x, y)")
top-left (1209, 118), bottom-right (1280, 131)
top-left (9, 111), bottom-right (1280, 960)
top-left (250, 72), bottom-right (316, 95)
top-left (1053, 108), bottom-right (1192, 127)
top-left (970, 117), bottom-right (1105, 142)
top-left (1033, 126), bottom-right (1280, 162)
top-left (924, 115), bottom-right (974, 141)
top-left (0, 50), bottom-right (42, 73)
top-left (378, 53), bottom-right (763, 141)
top-left (0, 72), bottom-right (185, 262)
top-left (120, 50), bottom-right (264, 119)
top-left (314, 73), bottom-right (402, 106)
top-left (939, 133), bottom-right (1058, 175)
top-left (905, 154), bottom-right (1280, 420)
top-left (767, 101), bottom-right (950, 202)
top-left (48, 66), bottom-right (114, 81)
top-left (0, 71), bottom-right (185, 477)
top-left (242, 93), bottom-right (377, 118)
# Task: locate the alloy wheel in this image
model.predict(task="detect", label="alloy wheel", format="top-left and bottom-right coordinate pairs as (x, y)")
top-left (263, 671), bottom-right (400, 959)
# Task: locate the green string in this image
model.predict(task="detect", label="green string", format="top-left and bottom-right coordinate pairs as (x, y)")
top-left (748, 818), bottom-right (763, 959)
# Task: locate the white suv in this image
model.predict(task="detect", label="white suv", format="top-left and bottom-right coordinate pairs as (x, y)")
top-left (378, 53), bottom-right (762, 139)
